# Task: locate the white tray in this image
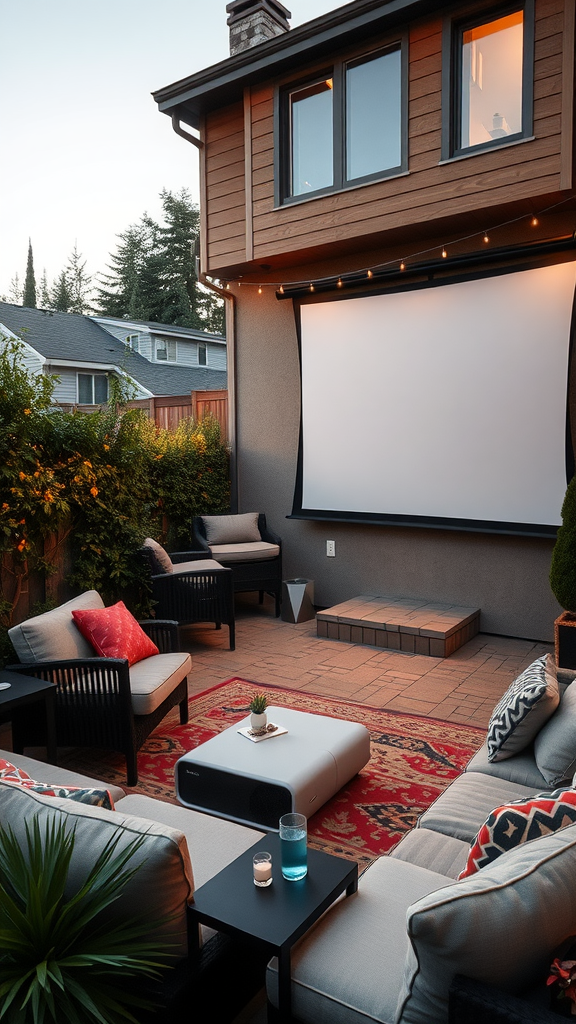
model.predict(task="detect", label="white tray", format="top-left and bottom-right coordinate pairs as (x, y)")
top-left (237, 724), bottom-right (288, 743)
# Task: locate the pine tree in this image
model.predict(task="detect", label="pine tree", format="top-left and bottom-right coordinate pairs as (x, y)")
top-left (39, 269), bottom-right (51, 309)
top-left (66, 243), bottom-right (92, 314)
top-left (51, 270), bottom-right (72, 312)
top-left (8, 273), bottom-right (22, 305)
top-left (23, 241), bottom-right (37, 308)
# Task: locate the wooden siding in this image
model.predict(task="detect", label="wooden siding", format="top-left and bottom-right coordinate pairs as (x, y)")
top-left (203, 0), bottom-right (573, 273)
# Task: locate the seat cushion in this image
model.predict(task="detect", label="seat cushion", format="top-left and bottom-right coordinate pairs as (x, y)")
top-left (202, 512), bottom-right (261, 545)
top-left (266, 855), bottom-right (452, 1024)
top-left (143, 538), bottom-right (173, 574)
top-left (0, 781), bottom-right (194, 958)
top-left (0, 748), bottom-right (126, 804)
top-left (171, 558), bottom-right (224, 574)
top-left (465, 739), bottom-right (551, 788)
top-left (534, 681), bottom-right (576, 786)
top-left (397, 821), bottom-right (576, 1024)
top-left (390, 827), bottom-right (470, 880)
top-left (8, 591), bottom-right (105, 663)
top-left (128, 652), bottom-right (191, 716)
top-left (486, 654), bottom-right (559, 762)
top-left (209, 541), bottom-right (280, 563)
top-left (418, 772), bottom-right (544, 843)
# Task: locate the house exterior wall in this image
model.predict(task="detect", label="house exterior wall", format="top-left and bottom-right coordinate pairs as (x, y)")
top-left (95, 323), bottom-right (227, 369)
top-left (234, 284), bottom-right (562, 642)
top-left (204, 0), bottom-right (572, 275)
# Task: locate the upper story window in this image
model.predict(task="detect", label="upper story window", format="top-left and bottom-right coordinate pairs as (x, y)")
top-left (197, 342), bottom-right (207, 366)
top-left (78, 373), bottom-right (108, 405)
top-left (278, 40), bottom-right (407, 204)
top-left (156, 337), bottom-right (177, 362)
top-left (125, 334), bottom-right (140, 352)
top-left (443, 1), bottom-right (534, 159)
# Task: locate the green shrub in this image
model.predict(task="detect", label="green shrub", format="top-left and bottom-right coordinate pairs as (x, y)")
top-left (550, 476), bottom-right (576, 612)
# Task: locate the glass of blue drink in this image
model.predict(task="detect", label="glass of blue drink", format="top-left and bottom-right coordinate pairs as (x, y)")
top-left (279, 812), bottom-right (307, 880)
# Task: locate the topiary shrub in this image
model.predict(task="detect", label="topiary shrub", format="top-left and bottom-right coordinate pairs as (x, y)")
top-left (550, 475), bottom-right (576, 612)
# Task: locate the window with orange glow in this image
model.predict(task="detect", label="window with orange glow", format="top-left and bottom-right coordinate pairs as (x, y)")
top-left (460, 10), bottom-right (524, 150)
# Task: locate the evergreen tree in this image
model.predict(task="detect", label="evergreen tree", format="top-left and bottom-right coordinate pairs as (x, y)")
top-left (51, 270), bottom-right (72, 312)
top-left (23, 240), bottom-right (37, 308)
top-left (8, 273), bottom-right (22, 305)
top-left (39, 269), bottom-right (51, 309)
top-left (66, 242), bottom-right (92, 314)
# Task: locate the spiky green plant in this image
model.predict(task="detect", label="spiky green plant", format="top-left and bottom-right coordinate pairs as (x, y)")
top-left (249, 693), bottom-right (268, 715)
top-left (0, 814), bottom-right (176, 1024)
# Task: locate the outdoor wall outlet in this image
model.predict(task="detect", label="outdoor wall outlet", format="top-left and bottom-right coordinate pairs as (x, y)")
top-left (326, 540), bottom-right (336, 557)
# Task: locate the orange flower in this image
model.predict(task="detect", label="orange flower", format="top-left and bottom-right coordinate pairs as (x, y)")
top-left (18, 471), bottom-right (26, 481)
top-left (17, 539), bottom-right (26, 552)
top-left (90, 486), bottom-right (99, 498)
top-left (23, 408), bottom-right (31, 415)
top-left (103, 443), bottom-right (110, 451)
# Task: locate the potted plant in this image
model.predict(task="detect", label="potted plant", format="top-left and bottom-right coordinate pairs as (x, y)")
top-left (0, 814), bottom-right (175, 1024)
top-left (249, 692), bottom-right (268, 733)
top-left (550, 475), bottom-right (576, 667)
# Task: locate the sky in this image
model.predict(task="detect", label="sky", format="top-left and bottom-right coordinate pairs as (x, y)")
top-left (0, 0), bottom-right (339, 301)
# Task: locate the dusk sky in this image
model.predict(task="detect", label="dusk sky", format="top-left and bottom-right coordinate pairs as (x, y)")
top-left (0, 0), bottom-right (338, 300)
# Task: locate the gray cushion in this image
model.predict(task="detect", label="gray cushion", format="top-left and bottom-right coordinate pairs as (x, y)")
top-left (8, 591), bottom-right (104, 663)
top-left (0, 781), bottom-right (194, 958)
top-left (209, 541), bottom-right (280, 563)
top-left (397, 821), bottom-right (576, 1024)
top-left (466, 739), bottom-right (551, 789)
top-left (202, 512), bottom-right (261, 545)
top-left (128, 652), bottom-right (191, 716)
top-left (534, 682), bottom-right (576, 785)
top-left (390, 827), bottom-right (470, 880)
top-left (418, 772), bottom-right (542, 843)
top-left (266, 855), bottom-right (452, 1024)
top-left (171, 558), bottom-right (224, 573)
top-left (143, 537), bottom-right (173, 574)
top-left (486, 654), bottom-right (559, 761)
top-left (0, 748), bottom-right (126, 804)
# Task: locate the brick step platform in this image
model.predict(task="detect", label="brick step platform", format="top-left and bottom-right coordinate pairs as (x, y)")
top-left (316, 595), bottom-right (480, 658)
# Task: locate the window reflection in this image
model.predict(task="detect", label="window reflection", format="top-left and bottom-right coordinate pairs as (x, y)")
top-left (461, 11), bottom-right (523, 150)
top-left (291, 79), bottom-right (333, 195)
top-left (346, 49), bottom-right (401, 180)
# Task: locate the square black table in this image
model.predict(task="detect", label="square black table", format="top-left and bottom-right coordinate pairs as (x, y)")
top-left (0, 669), bottom-right (57, 764)
top-left (188, 833), bottom-right (358, 1022)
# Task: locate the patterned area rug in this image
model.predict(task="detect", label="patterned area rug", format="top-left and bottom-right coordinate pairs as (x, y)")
top-left (60, 678), bottom-right (484, 869)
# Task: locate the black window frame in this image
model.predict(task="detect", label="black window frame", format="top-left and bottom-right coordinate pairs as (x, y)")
top-left (77, 372), bottom-right (108, 405)
top-left (441, 0), bottom-right (534, 161)
top-left (275, 35), bottom-right (409, 206)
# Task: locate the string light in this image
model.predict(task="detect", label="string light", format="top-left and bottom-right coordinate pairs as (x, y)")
top-left (258, 285), bottom-right (263, 294)
top-left (367, 269), bottom-right (373, 278)
top-left (279, 284), bottom-right (284, 294)
top-left (309, 283), bottom-right (315, 292)
top-left (400, 261), bottom-right (406, 271)
top-left (531, 216), bottom-right (539, 227)
top-left (441, 247), bottom-right (448, 258)
top-left (337, 277), bottom-right (343, 288)
top-left (483, 233), bottom-right (489, 243)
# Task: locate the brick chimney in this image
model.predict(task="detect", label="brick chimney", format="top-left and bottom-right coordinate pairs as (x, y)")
top-left (226, 0), bottom-right (291, 55)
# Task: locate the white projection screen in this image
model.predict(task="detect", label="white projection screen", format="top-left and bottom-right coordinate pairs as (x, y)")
top-left (294, 259), bottom-right (576, 536)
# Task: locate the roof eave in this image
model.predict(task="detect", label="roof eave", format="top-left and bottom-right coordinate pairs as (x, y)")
top-left (153, 0), bottom-right (437, 129)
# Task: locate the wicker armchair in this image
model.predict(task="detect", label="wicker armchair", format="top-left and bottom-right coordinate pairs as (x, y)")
top-left (7, 599), bottom-right (190, 786)
top-left (140, 546), bottom-right (236, 650)
top-left (190, 513), bottom-right (282, 617)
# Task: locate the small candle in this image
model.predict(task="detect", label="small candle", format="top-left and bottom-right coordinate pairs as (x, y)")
top-left (253, 851), bottom-right (272, 886)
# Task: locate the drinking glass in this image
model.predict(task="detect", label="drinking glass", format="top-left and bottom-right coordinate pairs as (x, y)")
top-left (279, 812), bottom-right (307, 880)
top-left (253, 851), bottom-right (273, 887)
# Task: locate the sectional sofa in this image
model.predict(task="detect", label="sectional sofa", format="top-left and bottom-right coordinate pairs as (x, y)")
top-left (2, 655), bottom-right (576, 1023)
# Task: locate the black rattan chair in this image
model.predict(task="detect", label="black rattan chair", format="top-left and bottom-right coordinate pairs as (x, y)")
top-left (140, 547), bottom-right (236, 650)
top-left (8, 619), bottom-right (188, 786)
top-left (190, 514), bottom-right (282, 617)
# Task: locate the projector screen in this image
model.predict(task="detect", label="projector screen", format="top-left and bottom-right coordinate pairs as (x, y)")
top-left (293, 259), bottom-right (576, 536)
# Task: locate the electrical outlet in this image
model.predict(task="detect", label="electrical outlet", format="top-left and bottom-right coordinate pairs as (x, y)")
top-left (326, 540), bottom-right (336, 557)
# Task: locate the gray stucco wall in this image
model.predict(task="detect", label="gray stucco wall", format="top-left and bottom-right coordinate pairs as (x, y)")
top-left (234, 287), bottom-right (562, 643)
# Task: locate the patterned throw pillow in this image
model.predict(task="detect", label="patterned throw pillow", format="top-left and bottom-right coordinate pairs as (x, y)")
top-left (0, 759), bottom-right (115, 810)
top-left (486, 654), bottom-right (559, 762)
top-left (72, 601), bottom-right (159, 667)
top-left (458, 788), bottom-right (576, 879)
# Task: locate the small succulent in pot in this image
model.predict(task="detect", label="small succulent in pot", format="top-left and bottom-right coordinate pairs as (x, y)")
top-left (249, 693), bottom-right (268, 733)
top-left (249, 693), bottom-right (268, 715)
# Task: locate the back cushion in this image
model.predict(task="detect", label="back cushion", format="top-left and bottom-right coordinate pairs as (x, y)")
top-left (396, 820), bottom-right (576, 1024)
top-left (0, 781), bottom-right (194, 958)
top-left (143, 538), bottom-right (173, 575)
top-left (202, 513), bottom-right (261, 545)
top-left (8, 591), bottom-right (105, 664)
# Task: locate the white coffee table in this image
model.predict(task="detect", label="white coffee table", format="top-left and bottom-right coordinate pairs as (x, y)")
top-left (175, 706), bottom-right (371, 829)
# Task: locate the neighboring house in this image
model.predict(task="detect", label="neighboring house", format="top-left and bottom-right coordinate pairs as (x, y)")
top-left (153, 0), bottom-right (576, 641)
top-left (0, 303), bottom-right (227, 405)
top-left (92, 316), bottom-right (226, 373)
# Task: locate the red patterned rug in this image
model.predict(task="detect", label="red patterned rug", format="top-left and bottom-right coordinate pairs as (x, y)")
top-left (60, 678), bottom-right (484, 869)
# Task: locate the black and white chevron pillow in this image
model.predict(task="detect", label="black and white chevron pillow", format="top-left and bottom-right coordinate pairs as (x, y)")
top-left (486, 654), bottom-right (559, 762)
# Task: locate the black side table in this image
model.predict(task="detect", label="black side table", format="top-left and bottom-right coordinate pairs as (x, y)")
top-left (0, 669), bottom-right (57, 764)
top-left (188, 833), bottom-right (358, 1022)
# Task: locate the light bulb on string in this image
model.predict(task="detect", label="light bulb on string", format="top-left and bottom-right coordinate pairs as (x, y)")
top-left (337, 277), bottom-right (343, 288)
top-left (309, 283), bottom-right (315, 292)
top-left (367, 269), bottom-right (373, 279)
top-left (531, 216), bottom-right (539, 227)
top-left (400, 261), bottom-right (406, 271)
top-left (441, 247), bottom-right (448, 258)
top-left (483, 233), bottom-right (489, 244)
top-left (279, 284), bottom-right (284, 294)
top-left (258, 285), bottom-right (263, 294)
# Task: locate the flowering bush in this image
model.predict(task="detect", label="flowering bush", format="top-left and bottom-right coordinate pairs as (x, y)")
top-left (548, 957), bottom-right (576, 1014)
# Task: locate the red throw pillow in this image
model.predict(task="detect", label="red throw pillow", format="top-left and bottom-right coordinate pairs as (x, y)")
top-left (72, 601), bottom-right (159, 666)
top-left (458, 788), bottom-right (576, 879)
top-left (0, 759), bottom-right (115, 810)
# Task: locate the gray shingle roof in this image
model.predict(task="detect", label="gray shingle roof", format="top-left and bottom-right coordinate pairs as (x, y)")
top-left (0, 303), bottom-right (227, 396)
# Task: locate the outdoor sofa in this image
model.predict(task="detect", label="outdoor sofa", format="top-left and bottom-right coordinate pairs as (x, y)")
top-left (2, 655), bottom-right (576, 1022)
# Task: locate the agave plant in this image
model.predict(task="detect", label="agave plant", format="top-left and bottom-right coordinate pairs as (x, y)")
top-left (0, 814), bottom-right (175, 1024)
top-left (249, 693), bottom-right (268, 715)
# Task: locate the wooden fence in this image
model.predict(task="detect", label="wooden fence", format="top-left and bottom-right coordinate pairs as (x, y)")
top-left (62, 391), bottom-right (229, 440)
